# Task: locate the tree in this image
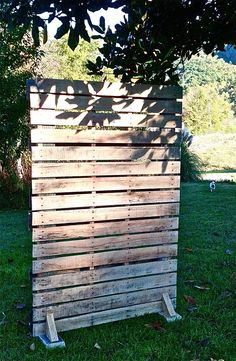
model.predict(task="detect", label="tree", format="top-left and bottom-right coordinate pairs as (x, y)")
top-left (183, 83), bottom-right (233, 134)
top-left (38, 37), bottom-right (101, 81)
top-left (0, 23), bottom-right (41, 172)
top-left (1, 1), bottom-right (236, 84)
top-left (179, 53), bottom-right (236, 112)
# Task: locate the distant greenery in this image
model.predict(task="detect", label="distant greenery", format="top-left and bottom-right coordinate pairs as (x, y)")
top-left (183, 83), bottom-right (233, 134)
top-left (38, 37), bottom-right (101, 81)
top-left (191, 132), bottom-right (236, 171)
top-left (38, 36), bottom-right (116, 82)
top-left (180, 53), bottom-right (236, 115)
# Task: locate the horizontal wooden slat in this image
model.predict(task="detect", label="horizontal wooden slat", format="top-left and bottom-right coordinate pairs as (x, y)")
top-left (31, 146), bottom-right (180, 162)
top-left (33, 259), bottom-right (177, 291)
top-left (33, 272), bottom-right (176, 306)
top-left (32, 203), bottom-right (179, 226)
top-left (30, 110), bottom-right (182, 128)
top-left (31, 161), bottom-right (181, 178)
top-left (29, 79), bottom-right (182, 99)
top-left (33, 244), bottom-right (177, 274)
top-left (32, 189), bottom-right (180, 211)
top-left (33, 298), bottom-right (176, 336)
top-left (31, 128), bottom-right (181, 144)
top-left (32, 175), bottom-right (180, 195)
top-left (33, 217), bottom-right (178, 241)
top-left (33, 230), bottom-right (178, 257)
top-left (30, 93), bottom-right (182, 114)
top-left (33, 285), bottom-right (176, 322)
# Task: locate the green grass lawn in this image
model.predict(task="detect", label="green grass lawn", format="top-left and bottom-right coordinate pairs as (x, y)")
top-left (0, 182), bottom-right (236, 361)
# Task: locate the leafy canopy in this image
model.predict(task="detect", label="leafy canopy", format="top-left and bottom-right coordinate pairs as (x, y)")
top-left (1, 1), bottom-right (236, 84)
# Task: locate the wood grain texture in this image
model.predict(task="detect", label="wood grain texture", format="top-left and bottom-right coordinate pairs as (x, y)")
top-left (30, 79), bottom-right (182, 335)
top-left (31, 161), bottom-right (181, 178)
top-left (31, 128), bottom-right (181, 144)
top-left (33, 298), bottom-right (176, 336)
top-left (32, 203), bottom-right (179, 226)
top-left (33, 217), bottom-right (179, 241)
top-left (32, 189), bottom-right (180, 211)
top-left (29, 79), bottom-right (182, 99)
top-left (33, 259), bottom-right (177, 291)
top-left (33, 230), bottom-right (178, 256)
top-left (32, 175), bottom-right (180, 194)
top-left (33, 285), bottom-right (176, 321)
top-left (30, 109), bottom-right (182, 128)
top-left (32, 244), bottom-right (177, 274)
top-left (33, 272), bottom-right (177, 306)
top-left (31, 145), bottom-right (180, 161)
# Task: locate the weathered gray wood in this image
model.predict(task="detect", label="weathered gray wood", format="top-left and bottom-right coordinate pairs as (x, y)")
top-left (31, 128), bottom-right (181, 144)
top-left (31, 161), bottom-right (181, 178)
top-left (31, 146), bottom-right (180, 162)
top-left (32, 176), bottom-right (180, 195)
top-left (32, 189), bottom-right (180, 211)
top-left (33, 298), bottom-right (176, 336)
top-left (33, 217), bottom-right (179, 241)
top-left (33, 272), bottom-right (177, 306)
top-left (33, 230), bottom-right (178, 256)
top-left (30, 109), bottom-right (182, 128)
top-left (29, 79), bottom-right (182, 99)
top-left (32, 203), bottom-right (179, 226)
top-left (32, 245), bottom-right (177, 274)
top-left (33, 285), bottom-right (176, 321)
top-left (33, 259), bottom-right (177, 291)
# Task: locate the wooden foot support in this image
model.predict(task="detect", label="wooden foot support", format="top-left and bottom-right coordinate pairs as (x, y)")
top-left (159, 293), bottom-right (182, 322)
top-left (38, 310), bottom-right (65, 349)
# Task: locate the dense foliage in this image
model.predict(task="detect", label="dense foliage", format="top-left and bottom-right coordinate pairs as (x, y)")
top-left (0, 23), bottom-right (40, 172)
top-left (1, 1), bottom-right (236, 84)
top-left (181, 143), bottom-right (203, 182)
top-left (184, 83), bottom-right (233, 134)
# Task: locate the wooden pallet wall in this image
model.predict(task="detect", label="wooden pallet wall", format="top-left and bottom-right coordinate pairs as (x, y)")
top-left (28, 79), bottom-right (182, 336)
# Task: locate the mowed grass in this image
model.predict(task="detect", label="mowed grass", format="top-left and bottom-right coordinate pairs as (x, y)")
top-left (0, 182), bottom-right (236, 361)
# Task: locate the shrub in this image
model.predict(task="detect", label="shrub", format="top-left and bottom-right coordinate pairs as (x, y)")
top-left (181, 142), bottom-right (203, 182)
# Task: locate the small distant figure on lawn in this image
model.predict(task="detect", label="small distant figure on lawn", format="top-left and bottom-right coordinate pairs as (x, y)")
top-left (209, 180), bottom-right (216, 192)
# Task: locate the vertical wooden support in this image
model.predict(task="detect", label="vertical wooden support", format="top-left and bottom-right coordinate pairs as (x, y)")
top-left (159, 293), bottom-right (182, 322)
top-left (38, 311), bottom-right (65, 349)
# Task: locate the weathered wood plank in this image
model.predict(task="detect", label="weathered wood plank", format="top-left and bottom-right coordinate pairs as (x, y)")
top-left (30, 110), bottom-right (182, 128)
top-left (33, 298), bottom-right (175, 336)
top-left (33, 230), bottom-right (178, 256)
top-left (32, 203), bottom-right (179, 226)
top-left (33, 259), bottom-right (177, 291)
top-left (31, 146), bottom-right (180, 161)
top-left (31, 161), bottom-right (181, 178)
top-left (33, 217), bottom-right (179, 241)
top-left (32, 176), bottom-right (180, 195)
top-left (33, 285), bottom-right (176, 321)
top-left (30, 94), bottom-right (182, 114)
top-left (32, 189), bottom-right (180, 211)
top-left (32, 245), bottom-right (177, 274)
top-left (31, 128), bottom-right (181, 144)
top-left (29, 79), bottom-right (182, 99)
top-left (33, 272), bottom-right (177, 306)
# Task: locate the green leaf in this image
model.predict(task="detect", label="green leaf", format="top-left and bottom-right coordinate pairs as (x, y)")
top-left (68, 27), bottom-right (79, 51)
top-left (55, 21), bottom-right (70, 39)
top-left (99, 16), bottom-right (105, 31)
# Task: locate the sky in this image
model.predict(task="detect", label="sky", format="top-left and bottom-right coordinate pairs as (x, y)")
top-left (48, 8), bottom-right (126, 39)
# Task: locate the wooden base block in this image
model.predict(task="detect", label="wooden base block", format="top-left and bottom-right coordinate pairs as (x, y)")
top-left (38, 335), bottom-right (65, 349)
top-left (159, 292), bottom-right (182, 322)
